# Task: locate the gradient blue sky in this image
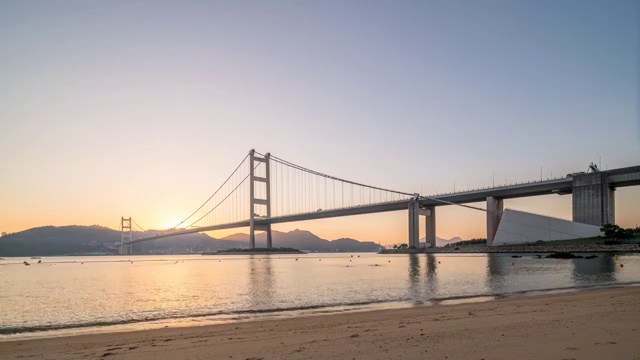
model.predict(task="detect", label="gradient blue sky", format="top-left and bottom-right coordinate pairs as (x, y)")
top-left (1, 0), bottom-right (638, 243)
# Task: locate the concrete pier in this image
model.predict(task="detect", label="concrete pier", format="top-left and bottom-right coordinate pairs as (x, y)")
top-left (420, 207), bottom-right (436, 248)
top-left (572, 173), bottom-right (615, 226)
top-left (408, 200), bottom-right (420, 248)
top-left (486, 197), bottom-right (503, 246)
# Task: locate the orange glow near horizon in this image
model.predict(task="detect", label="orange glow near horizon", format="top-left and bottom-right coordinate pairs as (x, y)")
top-left (2, 188), bottom-right (639, 245)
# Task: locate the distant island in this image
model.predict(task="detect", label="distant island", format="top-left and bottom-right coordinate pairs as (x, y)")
top-left (0, 226), bottom-right (383, 256)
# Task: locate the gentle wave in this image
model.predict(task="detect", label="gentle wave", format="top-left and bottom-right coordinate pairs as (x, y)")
top-left (3, 281), bottom-right (638, 336)
top-left (0, 299), bottom-right (403, 335)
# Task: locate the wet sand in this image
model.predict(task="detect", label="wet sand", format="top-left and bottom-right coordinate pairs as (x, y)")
top-left (2, 287), bottom-right (640, 359)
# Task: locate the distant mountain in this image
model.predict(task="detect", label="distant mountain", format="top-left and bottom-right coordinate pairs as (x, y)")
top-left (419, 236), bottom-right (463, 247)
top-left (221, 230), bottom-right (382, 252)
top-left (0, 226), bottom-right (382, 256)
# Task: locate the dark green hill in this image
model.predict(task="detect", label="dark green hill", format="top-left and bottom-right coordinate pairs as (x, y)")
top-left (0, 226), bottom-right (382, 256)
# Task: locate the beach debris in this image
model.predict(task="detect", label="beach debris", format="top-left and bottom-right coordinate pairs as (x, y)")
top-left (544, 252), bottom-right (584, 259)
top-left (37, 260), bottom-right (42, 263)
top-left (23, 261), bottom-right (30, 266)
top-left (620, 264), bottom-right (624, 268)
top-left (585, 255), bottom-right (598, 259)
top-left (511, 255), bottom-right (522, 258)
top-left (295, 258), bottom-right (298, 261)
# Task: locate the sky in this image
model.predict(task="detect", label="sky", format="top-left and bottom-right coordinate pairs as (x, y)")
top-left (1, 0), bottom-right (639, 244)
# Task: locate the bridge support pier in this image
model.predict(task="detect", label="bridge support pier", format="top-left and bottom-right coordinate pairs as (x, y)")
top-left (572, 173), bottom-right (615, 226)
top-left (266, 224), bottom-right (272, 249)
top-left (408, 200), bottom-right (420, 248)
top-left (420, 207), bottom-right (436, 248)
top-left (486, 197), bottom-right (503, 246)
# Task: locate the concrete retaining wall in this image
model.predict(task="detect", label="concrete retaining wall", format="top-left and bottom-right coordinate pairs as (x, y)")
top-left (492, 209), bottom-right (602, 246)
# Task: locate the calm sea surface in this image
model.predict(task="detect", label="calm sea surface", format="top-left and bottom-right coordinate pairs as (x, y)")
top-left (1, 253), bottom-right (639, 340)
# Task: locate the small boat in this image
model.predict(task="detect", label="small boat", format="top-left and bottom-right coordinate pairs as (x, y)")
top-left (31, 257), bottom-right (41, 259)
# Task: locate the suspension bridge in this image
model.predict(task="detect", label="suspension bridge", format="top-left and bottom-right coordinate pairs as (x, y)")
top-left (119, 149), bottom-right (640, 254)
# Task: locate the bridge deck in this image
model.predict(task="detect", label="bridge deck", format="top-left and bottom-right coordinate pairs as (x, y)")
top-left (126, 166), bottom-right (640, 245)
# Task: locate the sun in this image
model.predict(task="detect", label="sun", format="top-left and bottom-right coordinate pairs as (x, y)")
top-left (160, 217), bottom-right (184, 230)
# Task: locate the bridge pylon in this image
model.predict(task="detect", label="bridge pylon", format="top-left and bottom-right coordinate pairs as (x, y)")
top-left (249, 150), bottom-right (272, 249)
top-left (120, 217), bottom-right (132, 255)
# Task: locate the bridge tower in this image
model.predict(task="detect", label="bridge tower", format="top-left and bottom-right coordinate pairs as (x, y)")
top-left (249, 150), bottom-right (273, 249)
top-left (120, 217), bottom-right (132, 255)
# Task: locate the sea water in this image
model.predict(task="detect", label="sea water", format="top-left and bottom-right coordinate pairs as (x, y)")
top-left (1, 253), bottom-right (639, 339)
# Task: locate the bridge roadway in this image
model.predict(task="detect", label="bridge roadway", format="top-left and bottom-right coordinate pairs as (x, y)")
top-left (127, 165), bottom-right (640, 245)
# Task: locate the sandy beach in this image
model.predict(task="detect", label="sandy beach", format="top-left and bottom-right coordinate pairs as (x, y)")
top-left (2, 287), bottom-right (639, 360)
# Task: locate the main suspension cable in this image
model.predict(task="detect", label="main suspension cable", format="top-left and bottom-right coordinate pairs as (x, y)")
top-left (170, 153), bottom-right (250, 230)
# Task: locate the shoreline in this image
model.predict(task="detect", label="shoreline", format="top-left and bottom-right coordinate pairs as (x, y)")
top-left (382, 244), bottom-right (640, 254)
top-left (2, 286), bottom-right (639, 359)
top-left (3, 281), bottom-right (639, 341)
